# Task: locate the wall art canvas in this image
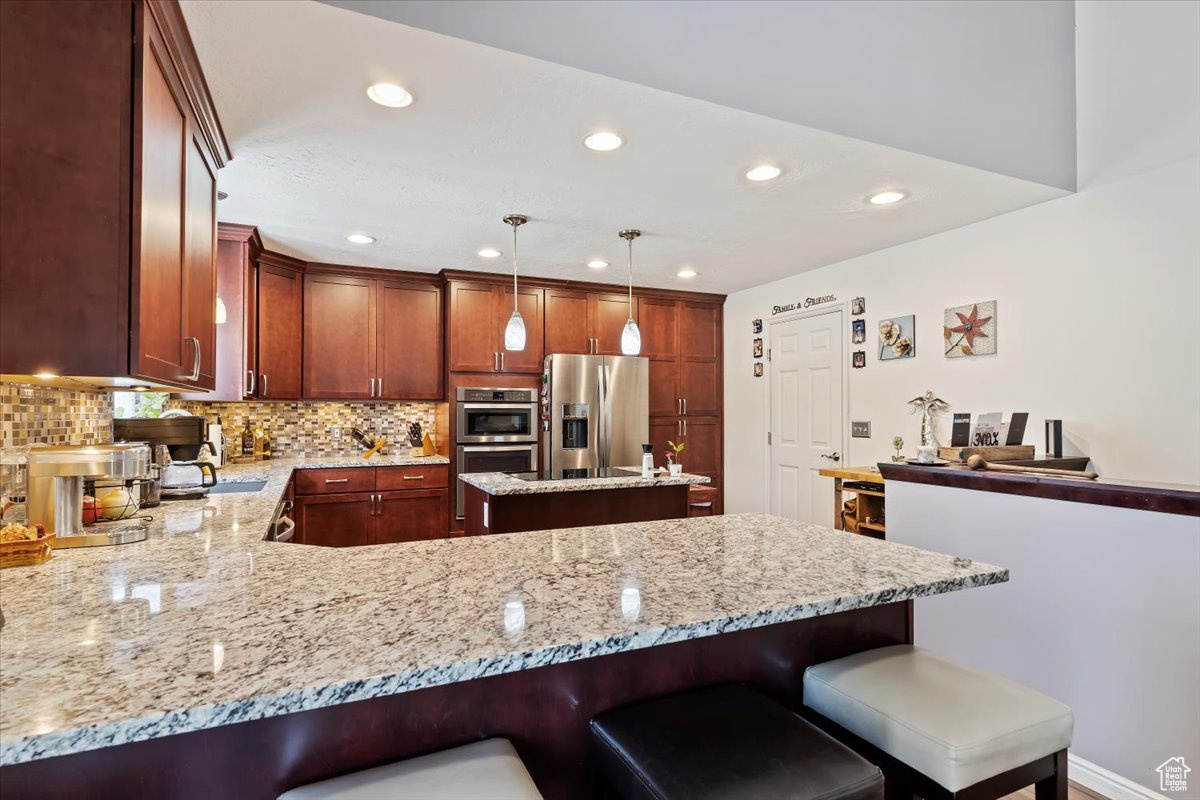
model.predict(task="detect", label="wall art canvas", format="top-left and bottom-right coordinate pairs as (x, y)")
top-left (852, 350), bottom-right (866, 369)
top-left (944, 300), bottom-right (996, 357)
top-left (851, 297), bottom-right (866, 315)
top-left (751, 318), bottom-right (763, 334)
top-left (851, 319), bottom-right (866, 343)
top-left (753, 362), bottom-right (764, 377)
top-left (753, 337), bottom-right (763, 358)
top-left (878, 315), bottom-right (916, 360)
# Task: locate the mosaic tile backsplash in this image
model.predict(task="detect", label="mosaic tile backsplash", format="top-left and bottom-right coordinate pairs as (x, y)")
top-left (166, 400), bottom-right (443, 457)
top-left (1, 383), bottom-right (115, 449)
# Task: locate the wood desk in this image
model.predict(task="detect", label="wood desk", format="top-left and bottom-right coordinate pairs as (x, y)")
top-left (818, 465), bottom-right (886, 537)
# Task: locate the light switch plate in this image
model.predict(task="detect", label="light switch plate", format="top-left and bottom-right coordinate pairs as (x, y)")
top-left (851, 421), bottom-right (872, 438)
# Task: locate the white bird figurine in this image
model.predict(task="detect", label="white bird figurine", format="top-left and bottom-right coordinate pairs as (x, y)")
top-left (908, 391), bottom-right (950, 448)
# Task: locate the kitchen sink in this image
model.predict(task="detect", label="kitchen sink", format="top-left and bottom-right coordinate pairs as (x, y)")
top-left (209, 480), bottom-right (268, 494)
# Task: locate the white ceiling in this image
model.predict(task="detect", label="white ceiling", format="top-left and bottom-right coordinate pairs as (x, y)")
top-left (181, 0), bottom-right (1066, 295)
top-left (326, 0), bottom-right (1078, 191)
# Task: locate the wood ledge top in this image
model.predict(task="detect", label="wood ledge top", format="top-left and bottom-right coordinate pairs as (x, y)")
top-left (877, 463), bottom-right (1200, 517)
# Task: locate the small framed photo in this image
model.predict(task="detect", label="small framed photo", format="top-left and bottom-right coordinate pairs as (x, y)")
top-left (851, 319), bottom-right (866, 343)
top-left (753, 362), bottom-right (764, 377)
top-left (851, 297), bottom-right (866, 316)
top-left (852, 350), bottom-right (866, 369)
top-left (751, 318), bottom-right (763, 334)
top-left (752, 337), bottom-right (763, 357)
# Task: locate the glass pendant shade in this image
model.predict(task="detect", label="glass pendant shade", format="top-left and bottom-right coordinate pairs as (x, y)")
top-left (214, 295), bottom-right (227, 325)
top-left (504, 311), bottom-right (526, 351)
top-left (621, 318), bottom-right (641, 355)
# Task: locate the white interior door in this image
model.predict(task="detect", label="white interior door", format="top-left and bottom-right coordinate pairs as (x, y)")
top-left (769, 310), bottom-right (845, 524)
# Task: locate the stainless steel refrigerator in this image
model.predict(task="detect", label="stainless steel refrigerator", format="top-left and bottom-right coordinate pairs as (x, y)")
top-left (542, 354), bottom-right (649, 478)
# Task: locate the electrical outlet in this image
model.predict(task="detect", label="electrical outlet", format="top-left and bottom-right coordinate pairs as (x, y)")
top-left (851, 421), bottom-right (872, 438)
top-left (331, 427), bottom-right (343, 441)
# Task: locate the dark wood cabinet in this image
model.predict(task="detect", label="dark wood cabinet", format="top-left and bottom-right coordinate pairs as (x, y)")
top-left (543, 289), bottom-right (635, 356)
top-left (375, 489), bottom-right (449, 544)
top-left (293, 467), bottom-right (449, 546)
top-left (304, 270), bottom-right (442, 400)
top-left (448, 281), bottom-right (544, 373)
top-left (295, 493), bottom-right (374, 548)
top-left (378, 280), bottom-right (442, 399)
top-left (256, 257), bottom-right (303, 399)
top-left (304, 273), bottom-right (377, 399)
top-left (591, 293), bottom-right (635, 355)
top-left (0, 0), bottom-right (229, 389)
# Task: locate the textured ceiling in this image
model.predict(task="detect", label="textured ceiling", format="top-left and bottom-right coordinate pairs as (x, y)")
top-left (181, 0), bottom-right (1066, 294)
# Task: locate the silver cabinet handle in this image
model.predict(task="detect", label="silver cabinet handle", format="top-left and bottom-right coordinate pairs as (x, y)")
top-left (261, 373), bottom-right (268, 398)
top-left (683, 398), bottom-right (687, 416)
top-left (493, 352), bottom-right (499, 371)
top-left (246, 369), bottom-right (255, 396)
top-left (377, 377), bottom-right (382, 397)
top-left (402, 475), bottom-right (424, 480)
top-left (370, 377), bottom-right (376, 397)
top-left (677, 398), bottom-right (682, 415)
top-left (677, 419), bottom-right (682, 437)
top-left (325, 478), bottom-right (349, 484)
top-left (500, 351), bottom-right (505, 370)
top-left (683, 419), bottom-right (687, 436)
top-left (181, 337), bottom-right (200, 381)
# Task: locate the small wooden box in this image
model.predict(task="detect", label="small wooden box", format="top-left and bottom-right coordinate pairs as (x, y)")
top-left (939, 445), bottom-right (1036, 463)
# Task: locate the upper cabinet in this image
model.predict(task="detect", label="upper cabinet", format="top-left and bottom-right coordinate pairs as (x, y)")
top-left (0, 0), bottom-right (230, 389)
top-left (304, 269), bottom-right (443, 400)
top-left (544, 289), bottom-right (636, 356)
top-left (447, 280), bottom-right (544, 374)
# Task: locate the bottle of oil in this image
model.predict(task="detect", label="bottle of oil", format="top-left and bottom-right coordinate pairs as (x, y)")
top-left (241, 419), bottom-right (254, 457)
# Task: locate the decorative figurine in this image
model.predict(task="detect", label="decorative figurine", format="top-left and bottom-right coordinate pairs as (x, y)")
top-left (891, 436), bottom-right (905, 462)
top-left (907, 390), bottom-right (950, 448)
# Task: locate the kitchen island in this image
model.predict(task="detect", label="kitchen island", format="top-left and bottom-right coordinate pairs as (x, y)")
top-left (0, 464), bottom-right (1006, 800)
top-left (459, 468), bottom-right (711, 535)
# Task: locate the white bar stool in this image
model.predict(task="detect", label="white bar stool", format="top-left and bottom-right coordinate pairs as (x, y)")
top-left (277, 738), bottom-right (543, 800)
top-left (803, 645), bottom-right (1073, 800)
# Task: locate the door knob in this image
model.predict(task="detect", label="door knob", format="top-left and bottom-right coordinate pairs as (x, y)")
top-left (820, 452), bottom-right (841, 462)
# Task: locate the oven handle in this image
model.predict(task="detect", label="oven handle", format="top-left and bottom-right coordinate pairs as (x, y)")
top-left (458, 402), bottom-right (539, 411)
top-left (458, 444), bottom-right (540, 453)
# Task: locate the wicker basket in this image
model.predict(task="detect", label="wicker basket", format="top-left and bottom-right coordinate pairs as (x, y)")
top-left (0, 531), bottom-right (55, 568)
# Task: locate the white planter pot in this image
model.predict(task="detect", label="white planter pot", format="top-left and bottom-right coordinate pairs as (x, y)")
top-left (669, 464), bottom-right (683, 476)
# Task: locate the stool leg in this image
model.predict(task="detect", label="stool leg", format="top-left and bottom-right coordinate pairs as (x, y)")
top-left (1035, 750), bottom-right (1068, 800)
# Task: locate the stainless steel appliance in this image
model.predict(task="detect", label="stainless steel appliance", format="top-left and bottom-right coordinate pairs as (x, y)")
top-left (26, 443), bottom-right (151, 547)
top-left (454, 387), bottom-right (538, 520)
top-left (542, 354), bottom-right (649, 479)
top-left (113, 417), bottom-right (219, 501)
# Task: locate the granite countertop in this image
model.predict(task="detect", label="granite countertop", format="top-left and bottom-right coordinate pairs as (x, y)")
top-left (0, 484), bottom-right (1005, 767)
top-left (459, 469), bottom-right (710, 495)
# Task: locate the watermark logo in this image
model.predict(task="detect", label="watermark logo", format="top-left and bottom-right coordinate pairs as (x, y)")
top-left (1158, 757), bottom-right (1190, 793)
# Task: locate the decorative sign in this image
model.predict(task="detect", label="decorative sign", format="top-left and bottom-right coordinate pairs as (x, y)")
top-left (972, 412), bottom-right (1003, 447)
top-left (771, 294), bottom-right (836, 315)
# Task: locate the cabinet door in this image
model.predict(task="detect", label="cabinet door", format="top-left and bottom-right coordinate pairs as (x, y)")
top-left (132, 30), bottom-right (187, 384)
top-left (375, 489), bottom-right (448, 544)
top-left (180, 133), bottom-right (217, 389)
top-left (681, 417), bottom-right (721, 479)
top-left (647, 359), bottom-right (680, 418)
top-left (636, 298), bottom-right (678, 360)
top-left (679, 302), bottom-right (721, 417)
top-left (304, 273), bottom-right (376, 399)
top-left (495, 286), bottom-right (544, 373)
top-left (448, 282), bottom-right (497, 372)
top-left (544, 288), bottom-right (591, 355)
top-left (295, 493), bottom-right (373, 547)
top-left (590, 293), bottom-right (636, 355)
top-left (257, 264), bottom-right (302, 399)
top-left (378, 280), bottom-right (442, 399)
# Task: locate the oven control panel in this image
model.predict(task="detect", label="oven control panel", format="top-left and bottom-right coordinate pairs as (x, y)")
top-left (457, 388), bottom-right (535, 403)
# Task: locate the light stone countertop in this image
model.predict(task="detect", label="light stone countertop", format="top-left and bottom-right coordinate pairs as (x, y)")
top-left (459, 468), bottom-right (710, 495)
top-left (0, 453), bottom-right (1006, 766)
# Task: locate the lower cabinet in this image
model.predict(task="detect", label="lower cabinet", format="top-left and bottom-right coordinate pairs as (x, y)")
top-left (292, 466), bottom-right (448, 547)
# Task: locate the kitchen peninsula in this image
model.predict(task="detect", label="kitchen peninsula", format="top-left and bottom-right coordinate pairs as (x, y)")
top-left (0, 461), bottom-right (1006, 800)
top-left (458, 469), bottom-right (710, 535)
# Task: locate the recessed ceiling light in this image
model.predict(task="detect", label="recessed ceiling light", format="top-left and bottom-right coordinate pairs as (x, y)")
top-left (477, 248), bottom-right (502, 258)
top-left (868, 190), bottom-right (906, 205)
top-left (587, 260), bottom-right (609, 269)
top-left (33, 372), bottom-right (59, 380)
top-left (745, 164), bottom-right (782, 182)
top-left (584, 131), bottom-right (624, 151)
top-left (677, 268), bottom-right (697, 279)
top-left (346, 233), bottom-right (375, 244)
top-left (366, 82), bottom-right (414, 108)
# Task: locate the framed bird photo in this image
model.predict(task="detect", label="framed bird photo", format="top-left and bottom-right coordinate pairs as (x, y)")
top-left (945, 300), bottom-right (996, 357)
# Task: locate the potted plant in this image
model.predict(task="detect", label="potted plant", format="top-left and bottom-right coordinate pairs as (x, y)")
top-left (664, 440), bottom-right (685, 476)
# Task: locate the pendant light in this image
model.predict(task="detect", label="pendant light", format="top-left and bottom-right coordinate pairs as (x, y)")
top-left (502, 214), bottom-right (528, 351)
top-left (618, 229), bottom-right (642, 355)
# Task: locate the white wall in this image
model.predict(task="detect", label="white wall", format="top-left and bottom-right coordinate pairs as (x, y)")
top-left (724, 155), bottom-right (1200, 513)
top-left (889, 481), bottom-right (1200, 797)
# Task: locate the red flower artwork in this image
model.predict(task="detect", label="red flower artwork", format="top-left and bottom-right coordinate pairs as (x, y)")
top-left (947, 304), bottom-right (992, 350)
